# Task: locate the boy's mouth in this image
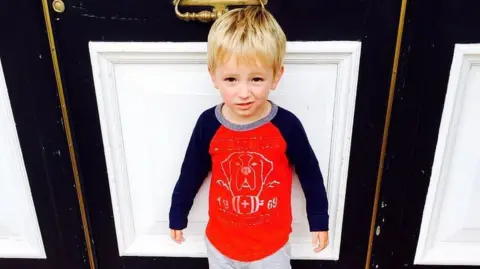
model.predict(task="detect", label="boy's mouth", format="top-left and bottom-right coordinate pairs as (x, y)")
top-left (236, 102), bottom-right (254, 110)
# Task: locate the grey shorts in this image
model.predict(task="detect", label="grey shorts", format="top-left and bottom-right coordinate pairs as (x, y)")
top-left (205, 237), bottom-right (292, 269)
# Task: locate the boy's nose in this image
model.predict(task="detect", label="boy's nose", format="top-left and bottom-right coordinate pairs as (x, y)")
top-left (237, 84), bottom-right (250, 98)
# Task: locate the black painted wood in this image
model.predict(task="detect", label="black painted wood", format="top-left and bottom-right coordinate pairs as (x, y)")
top-left (370, 0), bottom-right (480, 268)
top-left (49, 0), bottom-right (402, 268)
top-left (0, 1), bottom-right (90, 269)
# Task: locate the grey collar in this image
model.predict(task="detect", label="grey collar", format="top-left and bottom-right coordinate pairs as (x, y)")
top-left (215, 101), bottom-right (278, 131)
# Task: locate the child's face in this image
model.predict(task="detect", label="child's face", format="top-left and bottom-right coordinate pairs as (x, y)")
top-left (209, 55), bottom-right (284, 122)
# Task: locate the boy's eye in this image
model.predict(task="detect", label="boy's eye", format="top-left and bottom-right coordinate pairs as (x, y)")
top-left (252, 77), bottom-right (264, 82)
top-left (224, 77), bottom-right (236, 82)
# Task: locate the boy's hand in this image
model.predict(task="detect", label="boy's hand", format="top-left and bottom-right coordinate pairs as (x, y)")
top-left (312, 231), bottom-right (329, 253)
top-left (170, 229), bottom-right (185, 244)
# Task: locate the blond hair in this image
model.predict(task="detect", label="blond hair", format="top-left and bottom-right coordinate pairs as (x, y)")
top-left (207, 6), bottom-right (286, 76)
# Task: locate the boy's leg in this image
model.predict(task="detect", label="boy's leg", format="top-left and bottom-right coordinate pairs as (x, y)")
top-left (247, 242), bottom-right (292, 269)
top-left (205, 236), bottom-right (237, 269)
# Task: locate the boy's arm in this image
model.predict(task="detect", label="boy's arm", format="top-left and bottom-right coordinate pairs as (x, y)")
top-left (169, 113), bottom-right (212, 230)
top-left (287, 116), bottom-right (329, 232)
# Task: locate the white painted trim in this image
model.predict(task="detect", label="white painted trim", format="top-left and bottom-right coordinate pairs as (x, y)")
top-left (0, 60), bottom-right (46, 259)
top-left (89, 41), bottom-right (361, 259)
top-left (414, 43), bottom-right (480, 266)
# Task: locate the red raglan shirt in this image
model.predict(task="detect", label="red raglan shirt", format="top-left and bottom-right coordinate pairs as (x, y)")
top-left (169, 102), bottom-right (329, 262)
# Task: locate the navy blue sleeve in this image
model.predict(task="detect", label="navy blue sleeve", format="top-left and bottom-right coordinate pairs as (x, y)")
top-left (272, 107), bottom-right (329, 231)
top-left (169, 107), bottom-right (219, 230)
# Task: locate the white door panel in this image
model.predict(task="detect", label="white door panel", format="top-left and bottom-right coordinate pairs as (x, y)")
top-left (89, 41), bottom-right (361, 260)
top-left (0, 60), bottom-right (46, 259)
top-left (415, 44), bottom-right (480, 266)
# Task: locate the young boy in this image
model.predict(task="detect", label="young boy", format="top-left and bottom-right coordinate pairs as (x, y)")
top-left (169, 6), bottom-right (329, 268)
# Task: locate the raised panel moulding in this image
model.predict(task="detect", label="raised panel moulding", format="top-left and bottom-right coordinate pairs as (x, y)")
top-left (414, 44), bottom-right (480, 266)
top-left (89, 41), bottom-right (361, 260)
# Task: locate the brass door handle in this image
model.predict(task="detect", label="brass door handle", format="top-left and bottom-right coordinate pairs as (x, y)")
top-left (173, 0), bottom-right (267, 23)
top-left (52, 0), bottom-right (65, 13)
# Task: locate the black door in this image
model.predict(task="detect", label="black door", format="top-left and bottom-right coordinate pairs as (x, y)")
top-left (48, 0), bottom-right (403, 268)
top-left (370, 0), bottom-right (480, 268)
top-left (0, 1), bottom-right (90, 269)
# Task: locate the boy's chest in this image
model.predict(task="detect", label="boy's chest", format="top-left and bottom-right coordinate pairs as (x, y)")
top-left (208, 124), bottom-right (291, 218)
top-left (209, 124), bottom-right (288, 165)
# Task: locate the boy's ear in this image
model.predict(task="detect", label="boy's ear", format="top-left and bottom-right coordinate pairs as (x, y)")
top-left (271, 65), bottom-right (285, 91)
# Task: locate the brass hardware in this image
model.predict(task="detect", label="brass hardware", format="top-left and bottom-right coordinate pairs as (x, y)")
top-left (173, 0), bottom-right (267, 22)
top-left (52, 0), bottom-right (65, 13)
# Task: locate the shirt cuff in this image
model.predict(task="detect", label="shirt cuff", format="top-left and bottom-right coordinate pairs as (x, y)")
top-left (308, 213), bottom-right (329, 231)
